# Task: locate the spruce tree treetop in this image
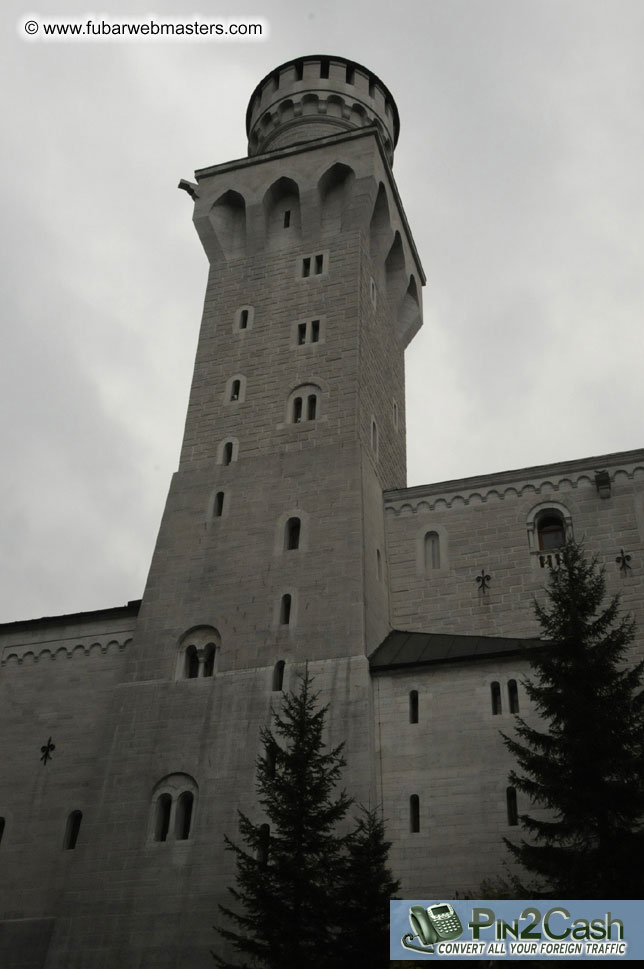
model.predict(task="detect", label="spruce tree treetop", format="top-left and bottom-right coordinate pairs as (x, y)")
top-left (503, 542), bottom-right (644, 898)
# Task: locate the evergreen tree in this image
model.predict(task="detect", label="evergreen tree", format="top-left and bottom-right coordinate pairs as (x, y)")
top-left (213, 672), bottom-right (353, 969)
top-left (335, 805), bottom-right (400, 969)
top-left (503, 542), bottom-right (644, 897)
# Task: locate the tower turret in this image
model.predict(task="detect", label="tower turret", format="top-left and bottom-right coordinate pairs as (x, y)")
top-left (246, 55), bottom-right (399, 164)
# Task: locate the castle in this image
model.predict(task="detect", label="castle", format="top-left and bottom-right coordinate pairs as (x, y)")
top-left (1, 56), bottom-right (642, 969)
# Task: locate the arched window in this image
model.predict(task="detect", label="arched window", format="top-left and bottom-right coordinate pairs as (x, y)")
top-left (288, 384), bottom-right (321, 424)
top-left (175, 791), bottom-right (194, 841)
top-left (225, 374), bottom-right (246, 405)
top-left (491, 681), bottom-right (502, 716)
top-left (214, 491), bottom-right (225, 517)
top-left (149, 774), bottom-right (198, 844)
top-left (410, 795), bottom-right (420, 833)
top-left (506, 787), bottom-right (518, 826)
top-left (272, 660), bottom-right (285, 691)
top-left (508, 679), bottom-right (519, 714)
top-left (185, 644), bottom-right (199, 679)
top-left (424, 532), bottom-right (440, 572)
top-left (234, 306), bottom-right (254, 332)
top-left (280, 595), bottom-right (291, 625)
top-left (223, 441), bottom-right (234, 466)
top-left (537, 513), bottom-right (566, 551)
top-left (285, 517), bottom-right (301, 550)
top-left (154, 794), bottom-right (172, 842)
top-left (257, 823), bottom-right (270, 865)
top-left (409, 690), bottom-right (419, 724)
top-left (177, 626), bottom-right (220, 681)
top-left (64, 810), bottom-right (82, 850)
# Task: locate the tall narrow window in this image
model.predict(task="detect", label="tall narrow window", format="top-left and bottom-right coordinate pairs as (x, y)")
top-left (223, 442), bottom-right (234, 466)
top-left (257, 823), bottom-right (270, 865)
top-left (285, 517), bottom-right (301, 550)
top-left (491, 681), bottom-right (502, 716)
top-left (409, 690), bottom-right (419, 724)
top-left (307, 395), bottom-right (317, 420)
top-left (154, 795), bottom-right (172, 842)
top-left (64, 810), bottom-right (83, 850)
top-left (272, 660), bottom-right (285, 691)
top-left (508, 680), bottom-right (519, 714)
top-left (283, 210), bottom-right (291, 228)
top-left (175, 791), bottom-right (194, 841)
top-left (185, 644), bottom-right (199, 679)
top-left (230, 379), bottom-right (241, 402)
top-left (320, 58), bottom-right (329, 79)
top-left (265, 743), bottom-right (277, 778)
top-left (311, 319), bottom-right (320, 343)
top-left (297, 323), bottom-right (307, 345)
top-left (393, 399), bottom-right (399, 429)
top-left (302, 256), bottom-right (311, 278)
top-left (377, 548), bottom-right (382, 581)
top-left (293, 397), bottom-right (303, 422)
top-left (424, 532), bottom-right (440, 572)
top-left (0, 817), bottom-right (6, 846)
top-left (214, 492), bottom-right (225, 518)
top-left (280, 595), bottom-right (291, 625)
top-left (239, 309), bottom-right (249, 330)
top-left (371, 420), bottom-right (378, 453)
top-left (203, 644), bottom-right (216, 678)
top-left (506, 787), bottom-right (518, 826)
top-left (410, 795), bottom-right (420, 833)
top-left (314, 253), bottom-right (324, 274)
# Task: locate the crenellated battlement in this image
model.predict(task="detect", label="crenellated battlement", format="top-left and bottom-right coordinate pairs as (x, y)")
top-left (246, 55), bottom-right (399, 164)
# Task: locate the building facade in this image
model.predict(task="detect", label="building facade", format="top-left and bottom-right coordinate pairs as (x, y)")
top-left (1, 56), bottom-right (643, 968)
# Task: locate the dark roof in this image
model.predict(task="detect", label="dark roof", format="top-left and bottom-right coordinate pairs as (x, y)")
top-left (0, 600), bottom-right (141, 633)
top-left (369, 629), bottom-right (544, 671)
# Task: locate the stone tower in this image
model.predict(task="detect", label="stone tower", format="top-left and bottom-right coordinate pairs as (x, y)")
top-left (26, 56), bottom-right (423, 968)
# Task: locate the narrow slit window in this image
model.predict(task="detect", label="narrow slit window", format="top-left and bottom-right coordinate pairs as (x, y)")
top-left (285, 517), bottom-right (301, 550)
top-left (175, 791), bottom-right (194, 841)
top-left (230, 379), bottom-right (241, 402)
top-left (424, 532), bottom-right (440, 572)
top-left (272, 660), bottom-right (285, 691)
top-left (377, 548), bottom-right (382, 581)
top-left (297, 323), bottom-right (307, 345)
top-left (203, 644), bottom-right (215, 677)
top-left (409, 690), bottom-right (419, 724)
top-left (0, 817), bottom-right (4, 845)
top-left (63, 810), bottom-right (83, 850)
top-left (371, 420), bottom-right (378, 453)
top-left (154, 795), bottom-right (172, 842)
top-left (239, 309), bottom-right (249, 330)
top-left (491, 681), bottom-right (502, 716)
top-left (257, 823), bottom-right (270, 865)
top-left (265, 743), bottom-right (277, 778)
top-left (185, 644), bottom-right (199, 679)
top-left (320, 58), bottom-right (329, 79)
top-left (280, 595), bottom-right (291, 625)
top-left (302, 257), bottom-right (311, 278)
top-left (223, 442), bottom-right (234, 466)
top-left (506, 787), bottom-right (518, 826)
top-left (314, 253), bottom-right (324, 275)
top-left (410, 795), bottom-right (420, 833)
top-left (345, 64), bottom-right (355, 84)
top-left (293, 397), bottom-right (303, 423)
top-left (311, 320), bottom-right (320, 343)
top-left (214, 491), bottom-right (225, 518)
top-left (283, 210), bottom-right (291, 228)
top-left (393, 400), bottom-right (399, 429)
top-left (508, 680), bottom-right (519, 714)
top-left (307, 395), bottom-right (317, 421)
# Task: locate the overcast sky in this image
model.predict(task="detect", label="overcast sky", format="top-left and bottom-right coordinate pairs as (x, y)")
top-left (2, 0), bottom-right (643, 622)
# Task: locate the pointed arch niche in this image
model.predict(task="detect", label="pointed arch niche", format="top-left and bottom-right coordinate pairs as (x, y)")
top-left (210, 190), bottom-right (247, 258)
top-left (318, 163), bottom-right (355, 234)
top-left (263, 176), bottom-right (302, 247)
